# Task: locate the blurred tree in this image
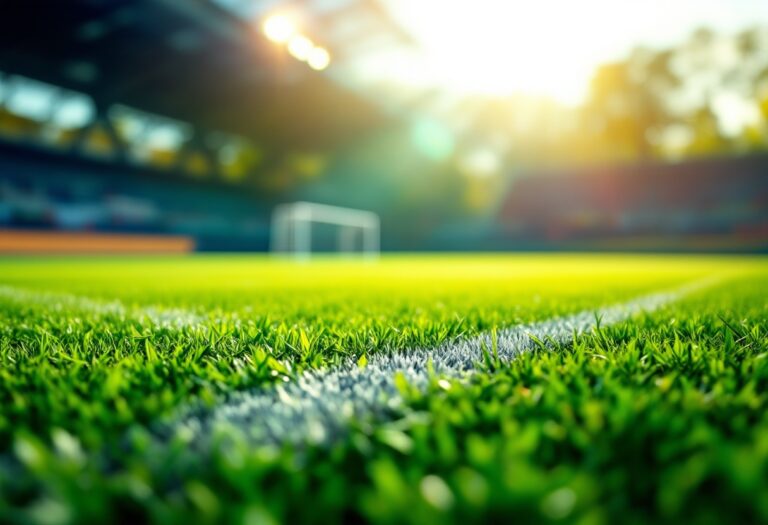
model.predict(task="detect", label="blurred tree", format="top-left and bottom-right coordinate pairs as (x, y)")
top-left (579, 26), bottom-right (768, 163)
top-left (685, 105), bottom-right (730, 155)
top-left (583, 57), bottom-right (672, 161)
top-left (736, 28), bottom-right (760, 57)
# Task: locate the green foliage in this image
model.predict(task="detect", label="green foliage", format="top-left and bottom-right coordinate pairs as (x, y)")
top-left (0, 255), bottom-right (765, 524)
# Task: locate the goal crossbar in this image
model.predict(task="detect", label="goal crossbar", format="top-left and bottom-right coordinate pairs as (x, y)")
top-left (270, 201), bottom-right (380, 258)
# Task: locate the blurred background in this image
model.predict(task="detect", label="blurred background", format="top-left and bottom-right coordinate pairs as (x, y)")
top-left (0, 0), bottom-right (766, 253)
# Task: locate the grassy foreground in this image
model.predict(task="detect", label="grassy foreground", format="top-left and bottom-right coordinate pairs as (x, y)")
top-left (0, 254), bottom-right (765, 524)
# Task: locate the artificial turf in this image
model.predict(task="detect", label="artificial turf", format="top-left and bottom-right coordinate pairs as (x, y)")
top-left (0, 254), bottom-right (765, 524)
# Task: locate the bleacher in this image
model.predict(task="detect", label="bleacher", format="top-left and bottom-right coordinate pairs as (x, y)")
top-left (0, 144), bottom-right (272, 251)
top-left (496, 154), bottom-right (768, 252)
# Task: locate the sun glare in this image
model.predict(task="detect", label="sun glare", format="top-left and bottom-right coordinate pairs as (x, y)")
top-left (262, 14), bottom-right (295, 44)
top-left (385, 0), bottom-right (654, 104)
top-left (288, 35), bottom-right (314, 61)
top-left (308, 47), bottom-right (331, 71)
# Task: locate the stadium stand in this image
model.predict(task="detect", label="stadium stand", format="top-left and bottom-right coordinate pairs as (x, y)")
top-left (0, 0), bottom-right (391, 252)
top-left (0, 143), bottom-right (273, 251)
top-left (496, 154), bottom-right (768, 252)
top-left (0, 1), bottom-right (766, 253)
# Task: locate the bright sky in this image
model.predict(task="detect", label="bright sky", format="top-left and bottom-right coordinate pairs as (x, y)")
top-left (380, 0), bottom-right (768, 104)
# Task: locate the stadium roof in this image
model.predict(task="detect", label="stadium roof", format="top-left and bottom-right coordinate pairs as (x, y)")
top-left (0, 0), bottom-right (388, 150)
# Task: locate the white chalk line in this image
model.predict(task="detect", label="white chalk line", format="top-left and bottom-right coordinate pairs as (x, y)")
top-left (164, 277), bottom-right (717, 451)
top-left (0, 278), bottom-right (719, 451)
top-left (0, 285), bottom-right (210, 329)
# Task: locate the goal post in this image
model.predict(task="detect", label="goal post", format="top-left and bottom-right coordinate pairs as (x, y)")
top-left (270, 201), bottom-right (380, 259)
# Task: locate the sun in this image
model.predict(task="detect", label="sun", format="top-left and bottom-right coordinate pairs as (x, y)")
top-left (385, 0), bottom-right (637, 104)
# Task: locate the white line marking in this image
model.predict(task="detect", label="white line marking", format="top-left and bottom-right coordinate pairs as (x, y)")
top-left (0, 278), bottom-right (717, 451)
top-left (0, 285), bottom-right (208, 329)
top-left (167, 279), bottom-right (714, 450)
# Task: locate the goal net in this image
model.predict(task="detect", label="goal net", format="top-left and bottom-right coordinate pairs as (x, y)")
top-left (270, 201), bottom-right (380, 259)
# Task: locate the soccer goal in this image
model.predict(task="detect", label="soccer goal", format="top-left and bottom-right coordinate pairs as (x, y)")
top-left (270, 201), bottom-right (380, 259)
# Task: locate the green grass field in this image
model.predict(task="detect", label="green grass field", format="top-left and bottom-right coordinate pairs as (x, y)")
top-left (0, 254), bottom-right (767, 524)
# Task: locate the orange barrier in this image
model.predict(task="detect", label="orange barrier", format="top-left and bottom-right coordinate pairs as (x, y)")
top-left (0, 230), bottom-right (195, 254)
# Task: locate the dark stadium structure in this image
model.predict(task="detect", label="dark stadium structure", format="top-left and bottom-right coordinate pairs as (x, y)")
top-left (0, 0), bottom-right (766, 252)
top-left (494, 154), bottom-right (768, 253)
top-left (0, 0), bottom-right (391, 251)
top-left (0, 0), bottom-right (384, 148)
